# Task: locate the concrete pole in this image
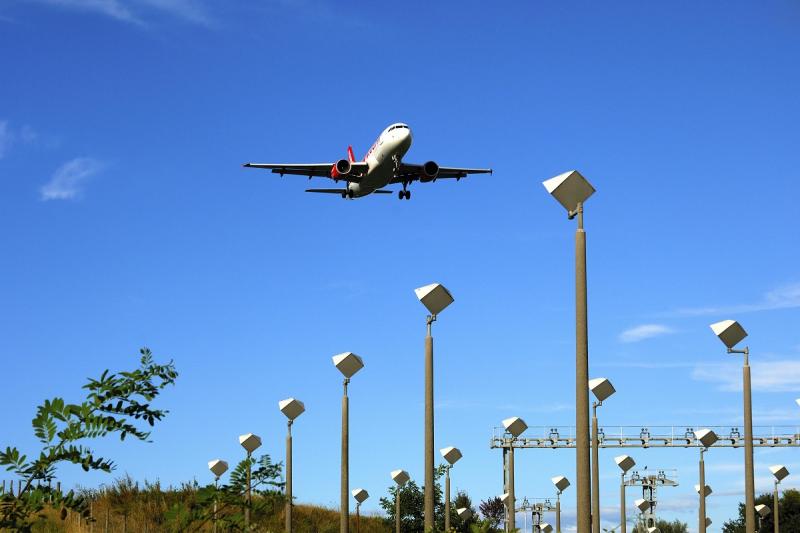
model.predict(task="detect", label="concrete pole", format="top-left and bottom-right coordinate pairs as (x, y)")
top-left (396, 486), bottom-right (401, 533)
top-left (245, 450), bottom-right (252, 529)
top-left (773, 481), bottom-right (779, 533)
top-left (508, 445), bottom-right (515, 531)
top-left (557, 492), bottom-right (562, 533)
top-left (286, 420), bottom-right (293, 533)
top-left (743, 350), bottom-right (755, 533)
top-left (341, 378), bottom-right (350, 533)
top-left (213, 478), bottom-right (219, 533)
top-left (619, 473), bottom-right (626, 533)
top-left (424, 316), bottom-right (435, 532)
top-left (355, 502), bottom-right (361, 533)
top-left (445, 466), bottom-right (451, 532)
top-left (699, 448), bottom-right (706, 533)
top-left (575, 203), bottom-right (592, 533)
top-left (592, 402), bottom-right (600, 533)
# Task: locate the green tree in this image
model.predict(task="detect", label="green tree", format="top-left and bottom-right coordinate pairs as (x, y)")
top-left (449, 489), bottom-right (477, 532)
top-left (722, 489), bottom-right (800, 533)
top-left (478, 497), bottom-right (504, 530)
top-left (379, 465), bottom-right (447, 532)
top-left (0, 348), bottom-right (178, 532)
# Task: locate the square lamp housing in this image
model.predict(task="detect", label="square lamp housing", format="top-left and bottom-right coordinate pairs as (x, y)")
top-left (770, 465), bottom-right (789, 481)
top-left (457, 508), bottom-right (473, 520)
top-left (710, 320), bottom-right (748, 349)
top-left (756, 504), bottom-right (771, 517)
top-left (615, 455), bottom-right (635, 473)
top-left (551, 476), bottom-right (570, 493)
top-left (502, 417), bottom-right (528, 438)
top-left (695, 484), bottom-right (712, 497)
top-left (635, 498), bottom-right (650, 512)
top-left (333, 352), bottom-right (364, 378)
top-left (351, 488), bottom-right (369, 503)
top-left (279, 398), bottom-right (305, 420)
top-left (542, 170), bottom-right (596, 213)
top-left (415, 283), bottom-right (454, 316)
top-left (540, 523), bottom-right (554, 533)
top-left (440, 446), bottom-right (463, 466)
top-left (208, 459), bottom-right (228, 478)
top-left (589, 377), bottom-right (615, 402)
top-left (391, 469), bottom-right (410, 486)
top-left (239, 433), bottom-right (262, 454)
top-left (694, 428), bottom-right (719, 448)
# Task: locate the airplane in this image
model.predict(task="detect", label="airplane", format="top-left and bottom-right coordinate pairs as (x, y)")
top-left (242, 123), bottom-right (492, 199)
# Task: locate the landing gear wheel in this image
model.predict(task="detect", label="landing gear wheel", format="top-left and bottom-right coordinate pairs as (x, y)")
top-left (347, 190), bottom-right (354, 199)
top-left (341, 192), bottom-right (347, 199)
top-left (405, 190), bottom-right (411, 200)
top-left (398, 191), bottom-right (404, 200)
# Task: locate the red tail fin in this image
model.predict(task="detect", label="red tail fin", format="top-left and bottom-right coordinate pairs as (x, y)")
top-left (347, 145), bottom-right (355, 163)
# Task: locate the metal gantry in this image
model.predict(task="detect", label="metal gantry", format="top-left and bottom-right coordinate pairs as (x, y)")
top-left (516, 497), bottom-right (556, 532)
top-left (490, 425), bottom-right (800, 449)
top-left (625, 468), bottom-right (678, 530)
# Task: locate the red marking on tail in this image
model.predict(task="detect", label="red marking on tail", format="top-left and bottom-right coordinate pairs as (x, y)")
top-left (347, 146), bottom-right (355, 163)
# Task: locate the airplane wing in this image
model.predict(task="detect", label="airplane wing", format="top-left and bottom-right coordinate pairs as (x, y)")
top-left (392, 163), bottom-right (492, 183)
top-left (243, 162), bottom-right (369, 182)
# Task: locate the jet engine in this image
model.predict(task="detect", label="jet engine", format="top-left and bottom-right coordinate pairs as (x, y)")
top-left (420, 160), bottom-right (439, 182)
top-left (331, 159), bottom-right (352, 178)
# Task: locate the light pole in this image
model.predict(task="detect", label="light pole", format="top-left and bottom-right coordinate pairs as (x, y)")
top-left (502, 416), bottom-right (528, 531)
top-left (710, 319), bottom-right (755, 533)
top-left (755, 504), bottom-right (770, 530)
top-left (769, 465), bottom-right (789, 533)
top-left (333, 352), bottom-right (365, 533)
top-left (543, 170), bottom-right (596, 533)
top-left (239, 433), bottom-right (262, 530)
top-left (499, 493), bottom-right (510, 530)
top-left (279, 398), bottom-right (305, 533)
top-left (614, 455), bottom-right (635, 533)
top-left (352, 488), bottom-right (369, 533)
top-left (208, 459), bottom-right (229, 533)
top-left (415, 282), bottom-right (454, 532)
top-left (552, 476), bottom-right (570, 533)
top-left (441, 446), bottom-right (463, 532)
top-left (391, 469), bottom-right (410, 533)
top-left (694, 428), bottom-right (717, 533)
top-left (589, 377), bottom-right (615, 533)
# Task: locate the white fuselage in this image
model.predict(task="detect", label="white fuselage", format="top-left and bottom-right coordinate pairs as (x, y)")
top-left (348, 123), bottom-right (412, 197)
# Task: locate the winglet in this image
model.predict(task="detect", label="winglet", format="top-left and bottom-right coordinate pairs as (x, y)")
top-left (347, 146), bottom-right (355, 163)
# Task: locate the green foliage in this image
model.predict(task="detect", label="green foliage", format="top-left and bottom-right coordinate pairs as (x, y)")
top-left (478, 496), bottom-right (504, 529)
top-left (450, 489), bottom-right (478, 532)
top-left (634, 519), bottom-right (688, 533)
top-left (0, 348), bottom-right (178, 532)
top-left (379, 465), bottom-right (448, 532)
top-left (722, 489), bottom-right (800, 533)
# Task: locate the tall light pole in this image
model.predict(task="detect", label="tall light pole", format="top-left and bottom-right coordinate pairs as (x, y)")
top-left (710, 319), bottom-right (755, 533)
top-left (589, 377), bottom-right (615, 533)
top-left (279, 398), bottom-right (305, 533)
top-left (769, 465), bottom-right (789, 533)
top-left (441, 446), bottom-right (463, 532)
top-left (239, 433), bottom-right (262, 529)
top-left (415, 282), bottom-right (454, 532)
top-left (551, 476), bottom-right (570, 533)
top-left (502, 416), bottom-right (528, 531)
top-left (614, 455), bottom-right (635, 533)
top-left (543, 170), bottom-right (596, 533)
top-left (352, 488), bottom-right (369, 533)
top-left (391, 469), bottom-right (410, 533)
top-left (694, 429), bottom-right (717, 533)
top-left (333, 352), bottom-right (365, 533)
top-left (208, 459), bottom-right (228, 533)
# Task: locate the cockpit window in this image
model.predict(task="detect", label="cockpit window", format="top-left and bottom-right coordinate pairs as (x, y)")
top-left (387, 125), bottom-right (408, 132)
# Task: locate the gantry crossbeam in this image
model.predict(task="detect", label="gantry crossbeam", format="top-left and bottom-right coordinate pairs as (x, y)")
top-left (490, 425), bottom-right (800, 449)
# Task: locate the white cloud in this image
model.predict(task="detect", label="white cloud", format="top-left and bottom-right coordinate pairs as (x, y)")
top-left (40, 157), bottom-right (104, 201)
top-left (671, 283), bottom-right (800, 317)
top-left (618, 323), bottom-right (674, 343)
top-left (0, 121), bottom-right (10, 159)
top-left (24, 0), bottom-right (212, 25)
top-left (692, 360), bottom-right (800, 393)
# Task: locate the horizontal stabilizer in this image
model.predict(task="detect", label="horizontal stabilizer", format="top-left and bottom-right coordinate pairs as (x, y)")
top-left (372, 189), bottom-right (393, 194)
top-left (306, 188), bottom-right (347, 194)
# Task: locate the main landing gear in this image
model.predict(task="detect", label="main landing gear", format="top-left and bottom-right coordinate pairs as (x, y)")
top-left (398, 181), bottom-right (411, 200)
top-left (341, 189), bottom-right (354, 199)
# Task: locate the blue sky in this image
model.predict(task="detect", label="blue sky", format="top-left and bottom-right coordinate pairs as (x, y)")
top-left (1, 1), bottom-right (800, 531)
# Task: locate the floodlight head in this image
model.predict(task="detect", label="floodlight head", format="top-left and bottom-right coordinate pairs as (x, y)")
top-left (351, 488), bottom-right (369, 503)
top-left (541, 523), bottom-right (554, 533)
top-left (694, 428), bottom-right (719, 448)
top-left (551, 476), bottom-right (570, 493)
top-left (542, 170), bottom-right (595, 213)
top-left (457, 507), bottom-right (473, 521)
top-left (710, 320), bottom-right (748, 350)
top-left (499, 492), bottom-right (510, 503)
top-left (705, 518), bottom-right (712, 527)
top-left (502, 416), bottom-right (528, 438)
top-left (589, 377), bottom-right (616, 402)
top-left (391, 469), bottom-right (410, 486)
top-left (279, 398), bottom-right (305, 420)
top-left (647, 528), bottom-right (660, 533)
top-left (440, 446), bottom-right (463, 466)
top-left (414, 283), bottom-right (454, 316)
top-left (694, 484), bottom-right (712, 497)
top-left (796, 398), bottom-right (800, 408)
top-left (770, 464), bottom-right (790, 482)
top-left (756, 504), bottom-right (770, 517)
top-left (614, 455), bottom-right (636, 473)
top-left (634, 498), bottom-right (650, 512)
top-left (208, 459), bottom-right (228, 478)
top-left (332, 352), bottom-right (364, 378)
top-left (238, 433), bottom-right (262, 454)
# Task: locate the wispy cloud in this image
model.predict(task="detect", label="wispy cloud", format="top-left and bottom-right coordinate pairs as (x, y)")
top-left (692, 360), bottom-right (800, 393)
top-left (40, 157), bottom-right (104, 201)
top-left (23, 0), bottom-right (212, 26)
top-left (670, 283), bottom-right (800, 317)
top-left (0, 121), bottom-right (10, 159)
top-left (618, 323), bottom-right (674, 343)
top-left (0, 120), bottom-right (39, 158)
